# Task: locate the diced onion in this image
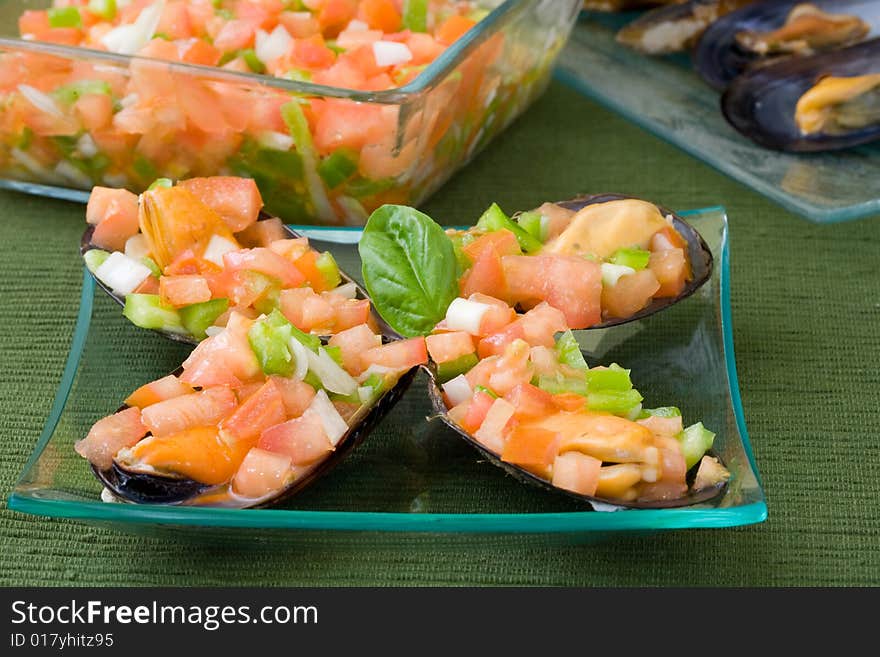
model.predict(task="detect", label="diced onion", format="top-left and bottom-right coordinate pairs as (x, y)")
top-left (442, 374), bottom-right (472, 407)
top-left (601, 263), bottom-right (636, 287)
top-left (202, 235), bottom-right (239, 266)
top-left (94, 251), bottom-right (152, 296)
top-left (328, 282), bottom-right (357, 300)
top-left (372, 41), bottom-right (413, 67)
top-left (204, 326), bottom-right (223, 338)
top-left (357, 386), bottom-right (375, 404)
top-left (444, 297), bottom-right (491, 335)
top-left (54, 161), bottom-right (93, 188)
top-left (306, 390), bottom-right (348, 446)
top-left (357, 364), bottom-right (396, 383)
top-left (124, 234), bottom-right (150, 261)
top-left (346, 19), bottom-right (369, 32)
top-left (257, 130), bottom-right (294, 151)
top-left (306, 348), bottom-right (358, 396)
top-left (287, 337), bottom-right (310, 381)
top-left (17, 84), bottom-right (62, 117)
top-left (255, 25), bottom-right (293, 63)
top-left (76, 134), bottom-right (99, 158)
top-left (101, 1), bottom-right (164, 55)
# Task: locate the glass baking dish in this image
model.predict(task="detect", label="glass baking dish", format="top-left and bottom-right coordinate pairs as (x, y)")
top-left (0, 0), bottom-right (580, 224)
top-left (8, 206), bottom-right (767, 539)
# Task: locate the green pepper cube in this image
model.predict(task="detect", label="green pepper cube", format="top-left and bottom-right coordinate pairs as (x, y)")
top-left (436, 353), bottom-right (479, 383)
top-left (315, 252), bottom-right (342, 291)
top-left (123, 294), bottom-right (186, 334)
top-left (586, 389), bottom-right (643, 416)
top-left (476, 203), bottom-right (541, 254)
top-left (586, 363), bottom-right (632, 392)
top-left (556, 330), bottom-right (588, 370)
top-left (240, 49), bottom-right (266, 74)
top-left (609, 247), bottom-right (651, 270)
top-left (638, 406), bottom-right (682, 419)
top-left (88, 0), bottom-right (116, 20)
top-left (48, 7), bottom-right (82, 28)
top-left (403, 0), bottom-right (429, 32)
top-left (83, 249), bottom-right (110, 274)
top-left (52, 80), bottom-right (112, 105)
top-left (247, 310), bottom-right (295, 376)
top-left (535, 374), bottom-right (589, 397)
top-left (677, 422), bottom-right (716, 470)
top-left (179, 298), bottom-right (229, 341)
top-left (516, 211), bottom-right (546, 244)
top-left (139, 257), bottom-right (162, 278)
top-left (148, 178), bottom-right (173, 191)
top-left (318, 149), bottom-right (358, 189)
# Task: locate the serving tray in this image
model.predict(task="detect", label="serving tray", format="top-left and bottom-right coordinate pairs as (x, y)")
top-left (8, 207), bottom-right (766, 536)
top-left (555, 13), bottom-right (880, 223)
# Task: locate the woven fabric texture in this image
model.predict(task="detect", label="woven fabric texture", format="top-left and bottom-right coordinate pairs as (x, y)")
top-left (1, 81), bottom-right (879, 586)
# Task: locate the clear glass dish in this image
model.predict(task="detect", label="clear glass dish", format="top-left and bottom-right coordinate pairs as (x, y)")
top-left (8, 206), bottom-right (767, 536)
top-left (557, 12), bottom-right (880, 223)
top-left (0, 0), bottom-right (580, 224)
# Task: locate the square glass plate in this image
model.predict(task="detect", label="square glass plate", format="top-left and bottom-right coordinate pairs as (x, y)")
top-left (555, 13), bottom-right (880, 223)
top-left (8, 207), bottom-right (766, 535)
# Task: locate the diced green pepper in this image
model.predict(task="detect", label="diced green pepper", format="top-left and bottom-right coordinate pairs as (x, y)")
top-left (449, 232), bottom-right (475, 275)
top-left (88, 0), bottom-right (116, 21)
top-left (325, 40), bottom-right (346, 55)
top-left (48, 7), bottom-right (82, 28)
top-left (281, 100), bottom-right (334, 220)
top-left (318, 149), bottom-right (358, 189)
top-left (140, 257), bottom-right (162, 278)
top-left (83, 249), bottom-right (110, 273)
top-left (638, 406), bottom-right (682, 419)
top-left (52, 80), bottom-right (111, 105)
top-left (315, 252), bottom-right (342, 290)
top-left (324, 345), bottom-right (344, 366)
top-left (535, 374), bottom-right (588, 397)
top-left (179, 298), bottom-right (229, 340)
top-left (344, 177), bottom-right (395, 198)
top-left (677, 422), bottom-right (716, 470)
top-left (289, 321), bottom-right (321, 353)
top-left (123, 294), bottom-right (186, 334)
top-left (556, 330), bottom-right (588, 370)
top-left (516, 210), bottom-right (546, 244)
top-left (476, 203), bottom-right (542, 254)
top-left (586, 389), bottom-right (643, 416)
top-left (436, 353), bottom-right (478, 383)
top-left (609, 247), bottom-right (651, 270)
top-left (303, 370), bottom-right (323, 391)
top-left (16, 127), bottom-right (33, 150)
top-left (132, 156), bottom-right (158, 185)
top-left (240, 49), bottom-right (266, 74)
top-left (474, 385), bottom-right (498, 399)
top-left (586, 363), bottom-right (632, 392)
top-left (148, 178), bottom-right (173, 191)
top-left (247, 310), bottom-right (295, 376)
top-left (403, 0), bottom-right (428, 32)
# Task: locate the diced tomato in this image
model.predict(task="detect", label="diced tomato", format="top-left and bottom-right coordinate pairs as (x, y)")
top-left (329, 323), bottom-right (382, 375)
top-left (159, 274), bottom-right (212, 307)
top-left (446, 398), bottom-right (470, 427)
top-left (317, 0), bottom-right (358, 35)
top-left (74, 93), bottom-right (113, 132)
top-left (134, 276), bottom-right (160, 294)
top-left (269, 375), bottom-right (317, 418)
top-left (601, 269), bottom-right (660, 319)
top-left (551, 452), bottom-right (601, 496)
top-left (648, 248), bottom-right (689, 298)
top-left (291, 249), bottom-right (328, 292)
top-left (359, 0), bottom-right (401, 32)
top-left (293, 34), bottom-right (337, 69)
top-left (232, 447), bottom-right (292, 498)
top-left (460, 389), bottom-right (495, 434)
top-left (178, 177), bottom-right (263, 233)
top-left (166, 249), bottom-right (221, 276)
top-left (425, 331), bottom-right (475, 364)
top-left (234, 381), bottom-right (265, 403)
top-left (407, 33), bottom-right (445, 65)
top-left (158, 1), bottom-right (194, 40)
top-left (258, 411), bottom-right (333, 465)
top-left (466, 339), bottom-right (531, 397)
top-left (269, 237), bottom-right (310, 261)
top-left (213, 18), bottom-right (260, 51)
top-left (181, 313), bottom-right (262, 386)
top-left (503, 254), bottom-right (602, 329)
top-left (435, 15), bottom-right (476, 46)
top-left (360, 337), bottom-right (427, 372)
top-left (459, 245), bottom-right (507, 301)
top-left (87, 185), bottom-right (138, 230)
top-left (141, 386), bottom-right (237, 438)
top-left (278, 10), bottom-right (320, 37)
top-left (325, 294), bottom-right (371, 331)
top-left (501, 427), bottom-right (560, 478)
top-left (18, 10), bottom-right (50, 37)
top-left (469, 294), bottom-right (516, 336)
top-left (180, 39), bottom-right (222, 66)
top-left (223, 248), bottom-right (305, 287)
top-left (312, 99), bottom-right (395, 154)
top-left (280, 287), bottom-right (334, 332)
top-left (503, 383), bottom-right (555, 420)
top-left (552, 392), bottom-right (587, 412)
top-left (125, 375), bottom-right (194, 409)
top-left (462, 230), bottom-right (520, 262)
top-left (478, 302), bottom-right (565, 358)
top-left (220, 379), bottom-right (287, 445)
top-left (473, 397), bottom-right (515, 454)
top-left (652, 225), bottom-right (687, 251)
top-left (74, 407), bottom-right (149, 470)
top-left (236, 218), bottom-right (287, 248)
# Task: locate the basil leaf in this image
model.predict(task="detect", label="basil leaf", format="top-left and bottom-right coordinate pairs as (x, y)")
top-left (359, 205), bottom-right (458, 337)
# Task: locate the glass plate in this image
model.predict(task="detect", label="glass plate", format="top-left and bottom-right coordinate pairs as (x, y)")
top-left (8, 207), bottom-right (766, 535)
top-left (556, 13), bottom-right (880, 224)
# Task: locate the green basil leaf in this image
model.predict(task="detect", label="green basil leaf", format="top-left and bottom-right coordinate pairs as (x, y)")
top-left (359, 204), bottom-right (458, 337)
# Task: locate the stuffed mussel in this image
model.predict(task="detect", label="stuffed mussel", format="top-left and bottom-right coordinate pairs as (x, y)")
top-left (722, 38), bottom-right (880, 151)
top-left (696, 0), bottom-right (878, 89)
top-left (83, 178), bottom-right (379, 345)
top-left (358, 199), bottom-right (726, 508)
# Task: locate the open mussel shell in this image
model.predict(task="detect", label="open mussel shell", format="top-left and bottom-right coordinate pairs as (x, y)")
top-left (424, 364), bottom-right (727, 510)
top-left (93, 365), bottom-right (418, 508)
top-left (546, 193), bottom-right (712, 330)
top-left (695, 0), bottom-right (879, 90)
top-left (81, 215), bottom-right (398, 345)
top-left (721, 38), bottom-right (880, 151)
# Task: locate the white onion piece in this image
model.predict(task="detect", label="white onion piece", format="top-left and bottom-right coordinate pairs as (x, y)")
top-left (17, 84), bottom-right (62, 117)
top-left (442, 374), bottom-right (472, 407)
top-left (346, 19), bottom-right (369, 31)
top-left (601, 263), bottom-right (636, 287)
top-left (444, 297), bottom-right (491, 335)
top-left (327, 282), bottom-right (358, 300)
top-left (372, 41), bottom-right (413, 67)
top-left (76, 134), bottom-right (99, 158)
top-left (202, 235), bottom-right (239, 267)
top-left (306, 390), bottom-right (348, 446)
top-left (257, 130), bottom-right (294, 151)
top-left (124, 234), bottom-right (150, 261)
top-left (255, 25), bottom-right (293, 63)
top-left (204, 326), bottom-right (224, 338)
top-left (54, 161), bottom-right (92, 188)
top-left (101, 1), bottom-right (164, 55)
top-left (306, 348), bottom-right (358, 396)
top-left (95, 252), bottom-right (152, 295)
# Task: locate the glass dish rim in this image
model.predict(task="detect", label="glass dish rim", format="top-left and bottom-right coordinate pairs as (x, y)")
top-left (8, 207), bottom-right (768, 532)
top-left (0, 0), bottom-right (535, 104)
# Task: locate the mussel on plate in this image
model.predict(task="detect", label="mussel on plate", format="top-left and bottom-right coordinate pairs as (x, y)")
top-left (721, 38), bottom-right (880, 151)
top-left (695, 0), bottom-right (878, 89)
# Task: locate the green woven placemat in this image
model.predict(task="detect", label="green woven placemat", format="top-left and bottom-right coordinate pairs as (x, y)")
top-left (1, 81), bottom-right (879, 586)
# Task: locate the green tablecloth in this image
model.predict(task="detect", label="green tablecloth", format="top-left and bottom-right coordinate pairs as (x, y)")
top-left (1, 81), bottom-right (879, 586)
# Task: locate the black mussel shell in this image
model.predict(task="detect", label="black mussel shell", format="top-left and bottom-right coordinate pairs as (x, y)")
top-left (695, 0), bottom-right (880, 90)
top-left (424, 364), bottom-right (727, 510)
top-left (544, 193), bottom-right (713, 330)
top-left (721, 38), bottom-right (880, 151)
top-left (81, 214), bottom-right (398, 344)
top-left (94, 365), bottom-right (418, 508)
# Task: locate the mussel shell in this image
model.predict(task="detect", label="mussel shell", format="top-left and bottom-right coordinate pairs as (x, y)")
top-left (721, 38), bottom-right (880, 151)
top-left (93, 365), bottom-right (419, 508)
top-left (81, 214), bottom-right (399, 344)
top-left (695, 0), bottom-right (880, 90)
top-left (424, 364), bottom-right (727, 510)
top-left (545, 193), bottom-right (713, 330)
